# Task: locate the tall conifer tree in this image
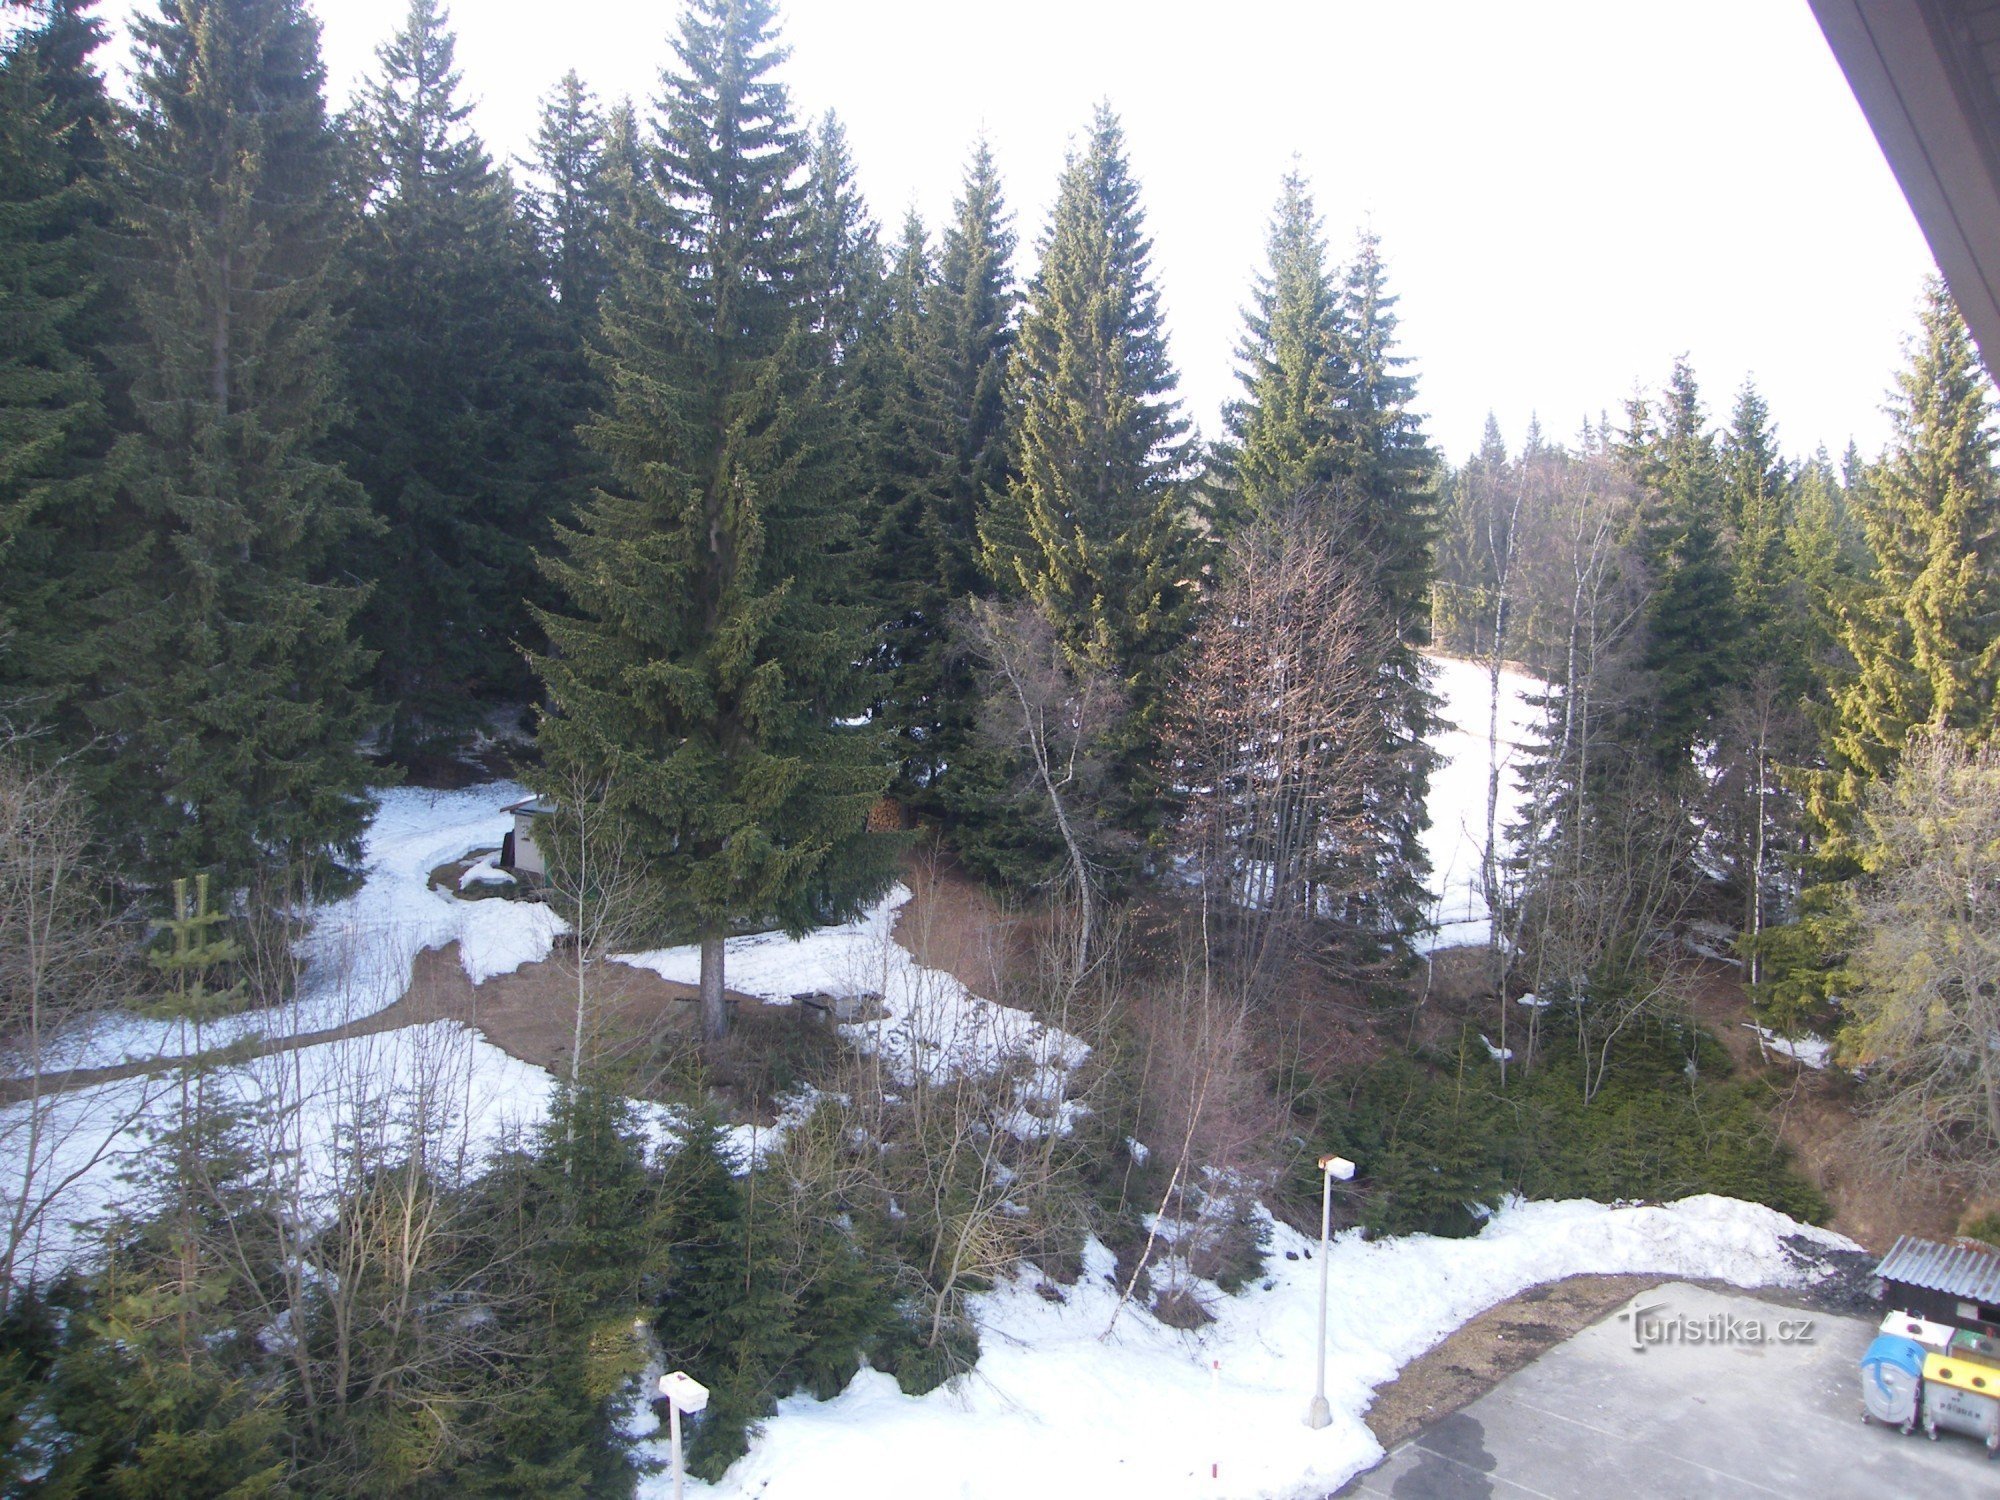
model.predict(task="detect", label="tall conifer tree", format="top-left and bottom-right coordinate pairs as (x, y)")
top-left (0, 6), bottom-right (115, 735)
top-left (859, 212), bottom-right (958, 795)
top-left (532, 0), bottom-right (895, 1044)
top-left (1332, 230), bottom-right (1439, 940)
top-left (337, 0), bottom-right (560, 756)
top-left (1720, 378), bottom-right (1798, 682)
top-left (1216, 170), bottom-right (1350, 524)
top-left (978, 104), bottom-right (1193, 823)
top-left (1810, 279), bottom-right (2000, 856)
top-left (934, 138), bottom-right (1017, 554)
top-left (914, 137), bottom-right (1018, 848)
top-left (1222, 202), bottom-right (1438, 944)
top-left (527, 69), bottom-right (610, 326)
top-left (1619, 358), bottom-right (1739, 769)
top-left (801, 112), bottom-right (880, 376)
top-left (1336, 232), bottom-right (1435, 627)
top-left (95, 0), bottom-right (374, 893)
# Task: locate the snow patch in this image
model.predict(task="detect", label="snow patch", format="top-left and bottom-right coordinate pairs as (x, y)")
top-left (636, 1194), bottom-right (1853, 1499)
top-left (14, 783), bottom-right (566, 1076)
top-left (1415, 655), bottom-right (1540, 955)
top-left (617, 885), bottom-right (1089, 1091)
top-left (1748, 1026), bottom-right (1834, 1070)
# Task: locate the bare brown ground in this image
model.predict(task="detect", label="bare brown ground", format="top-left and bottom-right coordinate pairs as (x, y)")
top-left (1360, 1274), bottom-right (1664, 1449)
top-left (1677, 958), bottom-right (1970, 1252)
top-left (892, 851), bottom-right (1032, 1003)
top-left (2, 942), bottom-right (773, 1107)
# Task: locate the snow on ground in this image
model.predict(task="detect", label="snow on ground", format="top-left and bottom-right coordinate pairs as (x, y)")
top-left (617, 885), bottom-right (1089, 1093)
top-left (1749, 1026), bottom-right (1834, 1070)
top-left (633, 1194), bottom-right (1852, 1500)
top-left (5, 799), bottom-right (1069, 1283)
top-left (2, 1020), bottom-right (555, 1284)
top-left (16, 783), bottom-right (565, 1076)
top-left (5, 774), bottom-right (1872, 1500)
top-left (1417, 654), bottom-right (1541, 953)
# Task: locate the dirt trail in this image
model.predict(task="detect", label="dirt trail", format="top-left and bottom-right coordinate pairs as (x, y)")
top-left (1, 943), bottom-right (766, 1105)
top-left (892, 856), bottom-right (1030, 1003)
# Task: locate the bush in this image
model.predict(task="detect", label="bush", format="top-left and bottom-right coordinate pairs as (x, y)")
top-left (1302, 1016), bottom-right (1827, 1239)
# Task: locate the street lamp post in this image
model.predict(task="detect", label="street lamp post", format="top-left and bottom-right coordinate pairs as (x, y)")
top-left (659, 1370), bottom-right (711, 1500)
top-left (1305, 1153), bottom-right (1355, 1429)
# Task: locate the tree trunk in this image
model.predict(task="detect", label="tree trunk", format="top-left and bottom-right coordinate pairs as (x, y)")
top-left (700, 934), bottom-right (728, 1044)
top-left (1750, 714), bottom-right (1768, 988)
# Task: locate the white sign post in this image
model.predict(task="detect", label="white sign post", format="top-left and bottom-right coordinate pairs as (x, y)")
top-left (659, 1370), bottom-right (710, 1500)
top-left (1305, 1154), bottom-right (1355, 1429)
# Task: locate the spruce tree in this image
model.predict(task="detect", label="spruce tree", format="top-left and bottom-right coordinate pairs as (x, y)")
top-left (0, 24), bottom-right (99, 716)
top-left (1336, 231), bottom-right (1435, 631)
top-left (934, 137), bottom-right (1017, 556)
top-left (1720, 378), bottom-right (1795, 674)
top-left (1215, 184), bottom-right (1439, 944)
top-left (978, 104), bottom-right (1193, 825)
top-left (0, 2), bottom-right (122, 747)
top-left (1330, 230), bottom-right (1439, 941)
top-left (532, 0), bottom-right (896, 1044)
top-left (859, 212), bottom-right (958, 796)
top-left (524, 69), bottom-right (614, 551)
top-left (1810, 278), bottom-right (2000, 855)
top-left (1215, 169), bottom-right (1351, 525)
top-left (801, 111), bottom-right (881, 378)
top-left (526, 69), bottom-right (611, 327)
top-left (93, 0), bottom-right (375, 895)
top-left (1619, 358), bottom-right (1740, 770)
top-left (920, 137), bottom-right (1018, 843)
top-left (337, 0), bottom-right (562, 756)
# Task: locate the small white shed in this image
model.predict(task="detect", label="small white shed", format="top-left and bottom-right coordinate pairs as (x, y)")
top-left (501, 796), bottom-right (553, 880)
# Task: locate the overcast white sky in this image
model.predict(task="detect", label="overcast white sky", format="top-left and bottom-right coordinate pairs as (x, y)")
top-left (83, 0), bottom-right (1944, 462)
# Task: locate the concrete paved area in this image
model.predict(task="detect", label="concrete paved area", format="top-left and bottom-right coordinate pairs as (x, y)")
top-left (1342, 1281), bottom-right (1997, 1498)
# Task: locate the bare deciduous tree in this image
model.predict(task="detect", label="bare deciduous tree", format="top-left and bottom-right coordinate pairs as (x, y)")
top-left (0, 755), bottom-right (165, 1308)
top-left (962, 598), bottom-right (1126, 982)
top-left (535, 767), bottom-right (652, 1085)
top-left (1165, 513), bottom-right (1392, 982)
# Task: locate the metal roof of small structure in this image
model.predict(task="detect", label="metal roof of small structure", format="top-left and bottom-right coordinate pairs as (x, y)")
top-left (503, 796), bottom-right (555, 816)
top-left (1876, 1235), bottom-right (2000, 1305)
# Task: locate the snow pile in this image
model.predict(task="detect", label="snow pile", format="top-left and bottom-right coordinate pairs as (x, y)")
top-left (1749, 1026), bottom-right (1834, 1070)
top-left (18, 783), bottom-right (565, 1076)
top-left (1418, 654), bottom-right (1541, 953)
top-left (618, 885), bottom-right (1089, 1093)
top-left (634, 1194), bottom-right (1850, 1500)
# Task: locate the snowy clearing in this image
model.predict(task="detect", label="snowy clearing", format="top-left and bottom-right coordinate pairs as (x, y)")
top-left (1416, 653), bottom-right (1541, 953)
top-left (631, 1195), bottom-right (1853, 1500)
top-left (4, 797), bottom-right (1079, 1283)
top-left (618, 886), bottom-right (1089, 1092)
top-left (3, 1020), bottom-right (553, 1284)
top-left (15, 783), bottom-right (566, 1077)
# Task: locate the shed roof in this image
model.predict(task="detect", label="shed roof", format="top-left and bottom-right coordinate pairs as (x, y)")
top-left (503, 797), bottom-right (555, 816)
top-left (1876, 1234), bottom-right (2000, 1304)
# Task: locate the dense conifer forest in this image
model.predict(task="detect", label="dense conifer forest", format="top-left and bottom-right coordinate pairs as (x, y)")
top-left (3, 1), bottom-right (1999, 1493)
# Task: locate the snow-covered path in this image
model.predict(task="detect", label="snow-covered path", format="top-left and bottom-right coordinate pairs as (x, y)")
top-left (13, 783), bottom-right (566, 1078)
top-left (1417, 654), bottom-right (1541, 952)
